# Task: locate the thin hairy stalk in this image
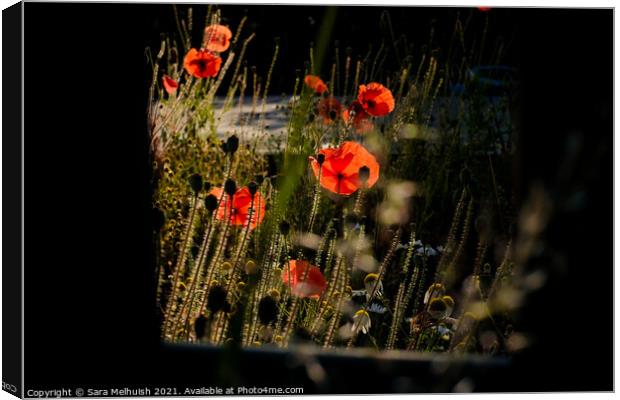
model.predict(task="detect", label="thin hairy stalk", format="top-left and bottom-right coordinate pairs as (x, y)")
top-left (216, 197), bottom-right (256, 343)
top-left (323, 258), bottom-right (348, 348)
top-left (348, 228), bottom-right (401, 347)
top-left (258, 41), bottom-right (280, 132)
top-left (162, 193), bottom-right (199, 339)
top-left (343, 53), bottom-right (351, 99)
top-left (207, 51), bottom-right (236, 101)
top-left (230, 33), bottom-right (256, 89)
top-left (171, 215), bottom-right (217, 339)
top-left (386, 229), bottom-right (416, 349)
top-left (308, 165), bottom-right (323, 232)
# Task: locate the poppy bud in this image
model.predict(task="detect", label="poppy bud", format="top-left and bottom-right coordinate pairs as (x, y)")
top-left (152, 207), bottom-right (166, 232)
top-left (226, 135), bottom-right (239, 155)
top-left (207, 285), bottom-right (228, 313)
top-left (358, 166), bottom-right (370, 184)
top-left (220, 139), bottom-right (228, 153)
top-left (189, 173), bottom-right (203, 194)
top-left (258, 295), bottom-right (279, 325)
top-left (248, 181), bottom-right (258, 195)
top-left (224, 179), bottom-right (237, 197)
top-left (279, 220), bottom-right (290, 235)
top-left (204, 194), bottom-right (218, 212)
top-left (203, 181), bottom-right (212, 192)
top-left (317, 153), bottom-right (325, 165)
top-left (194, 315), bottom-right (208, 339)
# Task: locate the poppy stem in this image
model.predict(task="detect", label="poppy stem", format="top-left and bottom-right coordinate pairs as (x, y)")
top-left (353, 189), bottom-right (365, 215)
top-left (348, 228), bottom-right (401, 348)
top-left (281, 257), bottom-right (314, 348)
top-left (216, 196), bottom-right (256, 344)
top-left (308, 165), bottom-right (323, 232)
top-left (172, 211), bottom-right (217, 340)
top-left (199, 195), bottom-right (233, 317)
top-left (162, 193), bottom-right (200, 340)
top-left (245, 230), bottom-right (281, 346)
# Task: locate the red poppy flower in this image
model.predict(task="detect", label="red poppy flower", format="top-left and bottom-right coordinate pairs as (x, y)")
top-left (304, 75), bottom-right (328, 94)
top-left (477, 7), bottom-right (492, 11)
top-left (162, 75), bottom-right (178, 94)
top-left (342, 101), bottom-right (374, 133)
top-left (281, 260), bottom-right (327, 299)
top-left (183, 48), bottom-right (222, 79)
top-left (204, 24), bottom-right (233, 53)
top-left (308, 141), bottom-right (380, 196)
top-left (210, 186), bottom-right (266, 229)
top-left (357, 82), bottom-right (395, 117)
top-left (317, 97), bottom-right (342, 124)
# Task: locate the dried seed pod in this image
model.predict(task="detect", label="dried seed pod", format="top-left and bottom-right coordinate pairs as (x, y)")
top-left (226, 135), bottom-right (239, 154)
top-left (224, 179), bottom-right (237, 197)
top-left (248, 181), bottom-right (258, 195)
top-left (204, 194), bottom-right (218, 212)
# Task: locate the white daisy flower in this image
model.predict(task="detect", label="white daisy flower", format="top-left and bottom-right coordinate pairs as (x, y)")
top-left (364, 273), bottom-right (383, 300)
top-left (352, 309), bottom-right (372, 334)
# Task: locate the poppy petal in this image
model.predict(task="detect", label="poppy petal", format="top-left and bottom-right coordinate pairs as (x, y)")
top-left (162, 75), bottom-right (178, 94)
top-left (204, 24), bottom-right (233, 53)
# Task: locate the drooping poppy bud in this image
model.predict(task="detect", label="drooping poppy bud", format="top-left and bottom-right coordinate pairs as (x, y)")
top-left (207, 285), bottom-right (228, 313)
top-left (224, 179), bottom-right (237, 197)
top-left (189, 173), bottom-right (203, 194)
top-left (248, 181), bottom-right (258, 195)
top-left (258, 295), bottom-right (279, 325)
top-left (204, 194), bottom-right (218, 212)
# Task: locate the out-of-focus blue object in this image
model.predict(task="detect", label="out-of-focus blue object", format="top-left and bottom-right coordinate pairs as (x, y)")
top-left (450, 65), bottom-right (518, 96)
